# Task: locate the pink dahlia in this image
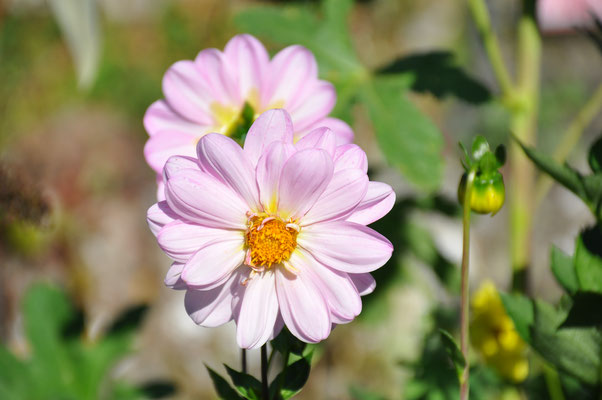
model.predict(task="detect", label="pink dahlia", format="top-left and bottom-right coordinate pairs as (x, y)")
top-left (147, 109), bottom-right (395, 349)
top-left (144, 34), bottom-right (354, 198)
top-left (537, 0), bottom-right (602, 32)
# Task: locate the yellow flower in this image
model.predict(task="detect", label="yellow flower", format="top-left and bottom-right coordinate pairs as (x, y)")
top-left (470, 281), bottom-right (529, 382)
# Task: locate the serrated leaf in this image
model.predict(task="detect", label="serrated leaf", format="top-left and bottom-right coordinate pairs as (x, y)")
top-left (377, 51), bottom-right (491, 104)
top-left (550, 246), bottom-right (578, 294)
top-left (561, 292), bottom-right (602, 328)
top-left (574, 226), bottom-right (602, 293)
top-left (438, 329), bottom-right (465, 382)
top-left (206, 366), bottom-right (244, 400)
top-left (361, 77), bottom-right (444, 192)
top-left (271, 357), bottom-right (311, 400)
top-left (588, 136), bottom-right (602, 173)
top-left (224, 365), bottom-right (261, 400)
top-left (500, 292), bottom-right (534, 343)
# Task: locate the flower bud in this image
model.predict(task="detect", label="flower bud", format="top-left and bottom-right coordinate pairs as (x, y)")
top-left (458, 171), bottom-right (505, 215)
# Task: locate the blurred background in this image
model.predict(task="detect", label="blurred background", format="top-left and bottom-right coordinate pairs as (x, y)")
top-left (1, 0), bottom-right (600, 398)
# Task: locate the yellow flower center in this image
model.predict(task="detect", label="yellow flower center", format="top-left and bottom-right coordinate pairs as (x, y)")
top-left (245, 214), bottom-right (298, 269)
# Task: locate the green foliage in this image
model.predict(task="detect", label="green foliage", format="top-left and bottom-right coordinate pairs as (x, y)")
top-left (236, 0), bottom-right (447, 192)
top-left (439, 329), bottom-right (466, 383)
top-left (206, 366), bottom-right (244, 400)
top-left (550, 246), bottom-right (578, 294)
top-left (0, 284), bottom-right (168, 400)
top-left (378, 51), bottom-right (491, 104)
top-left (517, 135), bottom-right (602, 221)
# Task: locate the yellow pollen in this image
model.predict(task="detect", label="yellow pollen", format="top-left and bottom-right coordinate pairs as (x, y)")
top-left (245, 215), bottom-right (298, 268)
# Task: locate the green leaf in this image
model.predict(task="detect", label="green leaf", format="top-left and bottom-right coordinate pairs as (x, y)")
top-left (349, 385), bottom-right (388, 400)
top-left (224, 365), bottom-right (261, 400)
top-left (361, 77), bottom-right (444, 192)
top-left (270, 327), bottom-right (306, 356)
top-left (377, 51), bottom-right (491, 104)
top-left (270, 356), bottom-right (311, 400)
top-left (561, 292), bottom-right (602, 328)
top-left (551, 246), bottom-right (579, 294)
top-left (438, 329), bottom-right (465, 383)
top-left (471, 135), bottom-right (490, 161)
top-left (206, 366), bottom-right (244, 400)
top-left (500, 292), bottom-right (534, 343)
top-left (574, 226), bottom-right (602, 293)
top-left (107, 304), bottom-right (149, 337)
top-left (0, 347), bottom-right (31, 398)
top-left (494, 144), bottom-right (506, 167)
top-left (588, 135), bottom-right (602, 173)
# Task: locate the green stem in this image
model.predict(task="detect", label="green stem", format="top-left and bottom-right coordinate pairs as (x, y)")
top-left (460, 169), bottom-right (476, 400)
top-left (242, 349), bottom-right (247, 374)
top-left (467, 0), bottom-right (515, 98)
top-left (509, 3), bottom-right (541, 290)
top-left (542, 362), bottom-right (565, 400)
top-left (261, 345), bottom-right (268, 400)
top-left (535, 82), bottom-right (602, 206)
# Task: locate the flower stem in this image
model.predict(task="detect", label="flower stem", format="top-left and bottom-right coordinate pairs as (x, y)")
top-left (535, 82), bottom-right (602, 206)
top-left (241, 349), bottom-right (248, 374)
top-left (261, 344), bottom-right (269, 400)
top-left (460, 169), bottom-right (476, 400)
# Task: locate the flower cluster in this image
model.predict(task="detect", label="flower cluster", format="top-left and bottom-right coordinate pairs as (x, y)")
top-left (147, 109), bottom-right (395, 348)
top-left (144, 34), bottom-right (354, 199)
top-left (470, 281), bottom-right (529, 382)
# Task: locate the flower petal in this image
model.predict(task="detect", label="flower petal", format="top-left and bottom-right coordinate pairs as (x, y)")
top-left (196, 133), bottom-right (260, 209)
top-left (349, 273), bottom-right (376, 296)
top-left (289, 81), bottom-right (336, 132)
top-left (298, 221), bottom-right (393, 273)
top-left (181, 238), bottom-right (245, 289)
top-left (334, 144), bottom-right (368, 173)
top-left (165, 262), bottom-right (187, 290)
top-left (278, 149), bottom-right (333, 220)
top-left (223, 34), bottom-right (269, 104)
top-left (157, 220), bottom-right (238, 263)
top-left (162, 60), bottom-right (215, 124)
top-left (256, 141), bottom-right (296, 213)
top-left (194, 48), bottom-right (234, 105)
top-left (236, 270), bottom-right (280, 349)
top-left (244, 109), bottom-right (294, 166)
top-left (301, 117), bottom-right (354, 145)
top-left (147, 201), bottom-right (178, 236)
top-left (144, 131), bottom-right (198, 174)
top-left (163, 155), bottom-right (200, 181)
top-left (346, 182), bottom-right (396, 225)
top-left (276, 261), bottom-right (331, 343)
top-left (295, 250), bottom-right (361, 324)
top-left (294, 127), bottom-right (337, 157)
top-left (302, 168), bottom-right (368, 225)
top-left (165, 169), bottom-right (249, 229)
top-left (185, 271), bottom-right (243, 327)
top-left (144, 100), bottom-right (205, 137)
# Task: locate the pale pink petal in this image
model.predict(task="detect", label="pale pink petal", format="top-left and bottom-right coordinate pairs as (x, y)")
top-left (194, 48), bottom-right (234, 105)
top-left (294, 127), bottom-right (336, 157)
top-left (144, 100), bottom-right (206, 137)
top-left (289, 81), bottom-right (336, 132)
top-left (185, 271), bottom-right (243, 327)
top-left (334, 144), bottom-right (368, 173)
top-left (298, 221), bottom-right (393, 273)
top-left (264, 45), bottom-right (318, 110)
top-left (165, 262), bottom-right (187, 290)
top-left (156, 179), bottom-right (166, 202)
top-left (275, 262), bottom-right (331, 343)
top-left (302, 169), bottom-right (368, 226)
top-left (157, 220), bottom-right (238, 263)
top-left (162, 60), bottom-right (215, 124)
top-left (295, 250), bottom-right (361, 324)
top-left (163, 155), bottom-right (200, 181)
top-left (349, 273), bottom-right (376, 296)
top-left (244, 109), bottom-right (294, 166)
top-left (300, 117), bottom-right (354, 145)
top-left (147, 201), bottom-right (178, 236)
top-left (196, 133), bottom-right (260, 209)
top-left (537, 0), bottom-right (595, 31)
top-left (165, 170), bottom-right (248, 229)
top-left (346, 182), bottom-right (396, 225)
top-left (144, 131), bottom-right (198, 174)
top-left (181, 238), bottom-right (245, 289)
top-left (236, 270), bottom-right (279, 349)
top-left (271, 313), bottom-right (284, 340)
top-left (255, 141), bottom-right (296, 212)
top-left (223, 34), bottom-right (269, 104)
top-left (278, 149), bottom-right (333, 221)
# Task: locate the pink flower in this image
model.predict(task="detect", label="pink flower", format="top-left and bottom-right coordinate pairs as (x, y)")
top-left (144, 34), bottom-right (354, 198)
top-left (147, 109), bottom-right (394, 349)
top-left (538, 0), bottom-right (602, 32)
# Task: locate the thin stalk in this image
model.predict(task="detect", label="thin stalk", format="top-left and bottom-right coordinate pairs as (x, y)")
top-left (535, 82), bottom-right (602, 206)
top-left (241, 349), bottom-right (247, 374)
top-left (261, 345), bottom-right (269, 400)
top-left (467, 0), bottom-right (515, 98)
top-left (542, 362), bottom-right (565, 400)
top-left (460, 169), bottom-right (476, 400)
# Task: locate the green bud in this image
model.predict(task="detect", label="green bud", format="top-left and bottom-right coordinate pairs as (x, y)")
top-left (458, 171), bottom-right (505, 215)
